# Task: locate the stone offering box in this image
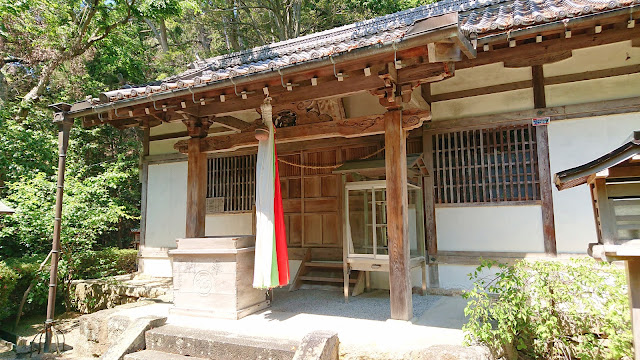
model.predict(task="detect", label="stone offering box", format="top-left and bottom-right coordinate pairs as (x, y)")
top-left (168, 236), bottom-right (270, 320)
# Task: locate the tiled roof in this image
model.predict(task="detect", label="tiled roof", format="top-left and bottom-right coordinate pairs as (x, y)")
top-left (460, 0), bottom-right (638, 34)
top-left (97, 0), bottom-right (637, 104)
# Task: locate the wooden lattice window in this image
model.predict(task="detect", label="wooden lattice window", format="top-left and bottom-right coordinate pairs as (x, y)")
top-left (432, 125), bottom-right (541, 205)
top-left (207, 154), bottom-right (257, 212)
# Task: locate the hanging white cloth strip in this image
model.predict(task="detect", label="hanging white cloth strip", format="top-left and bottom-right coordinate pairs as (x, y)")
top-left (254, 101), bottom-right (276, 288)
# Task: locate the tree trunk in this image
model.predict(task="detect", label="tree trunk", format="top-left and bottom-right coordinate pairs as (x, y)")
top-left (19, 58), bottom-right (62, 117)
top-left (144, 19), bottom-right (169, 53)
top-left (158, 19), bottom-right (169, 52)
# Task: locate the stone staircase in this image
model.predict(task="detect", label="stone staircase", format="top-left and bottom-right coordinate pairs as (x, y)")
top-left (124, 324), bottom-right (298, 360)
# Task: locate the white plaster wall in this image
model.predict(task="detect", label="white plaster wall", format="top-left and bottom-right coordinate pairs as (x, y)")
top-left (546, 73), bottom-right (640, 107)
top-left (149, 138), bottom-right (184, 155)
top-left (150, 122), bottom-right (187, 136)
top-left (435, 205), bottom-right (545, 252)
top-left (431, 62), bottom-right (532, 94)
top-left (431, 89), bottom-right (534, 121)
top-left (205, 213), bottom-right (253, 236)
top-left (342, 92), bottom-right (386, 118)
top-left (543, 41), bottom-right (640, 77)
top-left (438, 264), bottom-right (500, 290)
top-left (146, 161), bottom-right (188, 249)
top-left (369, 266), bottom-right (426, 290)
top-left (547, 112), bottom-right (640, 253)
top-left (140, 258), bottom-right (173, 277)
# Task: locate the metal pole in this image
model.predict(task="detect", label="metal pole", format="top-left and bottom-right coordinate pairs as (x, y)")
top-left (44, 117), bottom-right (72, 352)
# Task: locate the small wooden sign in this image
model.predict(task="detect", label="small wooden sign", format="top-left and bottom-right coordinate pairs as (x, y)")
top-left (532, 117), bottom-right (550, 126)
top-left (206, 197), bottom-right (225, 214)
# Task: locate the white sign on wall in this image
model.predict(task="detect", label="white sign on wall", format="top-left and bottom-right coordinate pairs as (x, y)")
top-left (532, 117), bottom-right (550, 126)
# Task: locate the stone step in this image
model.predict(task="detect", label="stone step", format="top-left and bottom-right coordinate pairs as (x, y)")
top-left (146, 325), bottom-right (297, 360)
top-left (125, 349), bottom-right (207, 360)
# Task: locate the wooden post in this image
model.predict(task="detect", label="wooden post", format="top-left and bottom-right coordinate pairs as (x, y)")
top-left (139, 127), bottom-right (150, 249)
top-left (385, 108), bottom-right (413, 321)
top-left (593, 178), bottom-right (617, 244)
top-left (532, 65), bottom-right (557, 256)
top-left (627, 259), bottom-right (640, 358)
top-left (45, 115), bottom-right (73, 351)
top-left (184, 117), bottom-right (210, 238)
top-left (422, 129), bottom-right (439, 288)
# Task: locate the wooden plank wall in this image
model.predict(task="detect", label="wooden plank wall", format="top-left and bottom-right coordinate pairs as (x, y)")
top-left (278, 135), bottom-right (422, 250)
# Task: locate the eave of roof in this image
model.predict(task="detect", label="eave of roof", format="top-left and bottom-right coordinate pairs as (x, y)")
top-left (67, 0), bottom-right (639, 115)
top-left (554, 130), bottom-right (640, 190)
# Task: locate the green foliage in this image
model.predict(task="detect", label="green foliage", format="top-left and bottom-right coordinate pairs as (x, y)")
top-left (463, 258), bottom-right (633, 359)
top-left (2, 256), bottom-right (50, 322)
top-left (0, 261), bottom-right (19, 320)
top-left (0, 249), bottom-right (138, 323)
top-left (71, 248), bottom-right (138, 280)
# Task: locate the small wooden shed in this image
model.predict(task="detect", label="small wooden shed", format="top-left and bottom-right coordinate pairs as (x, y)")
top-left (554, 130), bottom-right (640, 357)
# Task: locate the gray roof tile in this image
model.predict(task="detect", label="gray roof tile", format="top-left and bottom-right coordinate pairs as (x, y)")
top-left (98, 0), bottom-right (637, 104)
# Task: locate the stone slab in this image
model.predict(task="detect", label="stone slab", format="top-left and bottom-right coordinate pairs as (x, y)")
top-left (293, 331), bottom-right (339, 360)
top-left (100, 316), bottom-right (167, 360)
top-left (145, 324), bottom-right (297, 360)
top-left (124, 350), bottom-right (207, 360)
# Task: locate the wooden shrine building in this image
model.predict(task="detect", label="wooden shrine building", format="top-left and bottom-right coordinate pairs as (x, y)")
top-left (51, 0), bottom-right (640, 320)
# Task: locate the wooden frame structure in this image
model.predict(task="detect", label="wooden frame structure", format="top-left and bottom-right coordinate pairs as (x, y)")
top-left (335, 155), bottom-right (428, 302)
top-left (555, 130), bottom-right (640, 357)
top-left (47, 1), bottom-right (640, 323)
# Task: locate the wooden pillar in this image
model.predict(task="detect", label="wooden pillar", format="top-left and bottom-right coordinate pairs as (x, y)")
top-left (593, 178), bottom-right (617, 245)
top-left (532, 65), bottom-right (557, 256)
top-left (385, 108), bottom-right (413, 321)
top-left (184, 118), bottom-right (210, 238)
top-left (627, 259), bottom-right (640, 358)
top-left (422, 129), bottom-right (439, 288)
top-left (139, 127), bottom-right (150, 248)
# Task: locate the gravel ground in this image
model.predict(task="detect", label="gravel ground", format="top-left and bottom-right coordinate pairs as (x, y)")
top-left (270, 288), bottom-right (444, 321)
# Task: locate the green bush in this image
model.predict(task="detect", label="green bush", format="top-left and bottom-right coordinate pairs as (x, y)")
top-left (463, 258), bottom-right (632, 360)
top-left (0, 261), bottom-right (19, 321)
top-left (1, 248), bottom-right (138, 323)
top-left (72, 248), bottom-right (138, 280)
top-left (3, 256), bottom-right (51, 322)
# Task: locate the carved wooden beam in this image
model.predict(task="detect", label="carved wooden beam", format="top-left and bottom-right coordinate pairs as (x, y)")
top-left (174, 109), bottom-right (431, 154)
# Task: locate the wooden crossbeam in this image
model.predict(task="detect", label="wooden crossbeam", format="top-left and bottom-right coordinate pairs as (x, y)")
top-left (209, 116), bottom-right (253, 131)
top-left (174, 109), bottom-right (431, 153)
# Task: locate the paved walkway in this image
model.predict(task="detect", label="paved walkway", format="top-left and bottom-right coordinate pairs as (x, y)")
top-left (0, 289), bottom-right (471, 359)
top-left (166, 289), bottom-right (470, 359)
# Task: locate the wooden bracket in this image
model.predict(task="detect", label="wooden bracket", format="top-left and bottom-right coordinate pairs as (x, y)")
top-left (183, 116), bottom-right (212, 138)
top-left (378, 62), bottom-right (398, 87)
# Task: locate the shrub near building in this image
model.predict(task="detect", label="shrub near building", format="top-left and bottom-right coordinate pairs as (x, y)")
top-left (0, 262), bottom-right (18, 321)
top-left (463, 258), bottom-right (632, 359)
top-left (0, 249), bottom-right (138, 323)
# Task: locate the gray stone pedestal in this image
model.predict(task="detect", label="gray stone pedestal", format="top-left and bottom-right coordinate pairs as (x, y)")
top-left (168, 236), bottom-right (269, 320)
